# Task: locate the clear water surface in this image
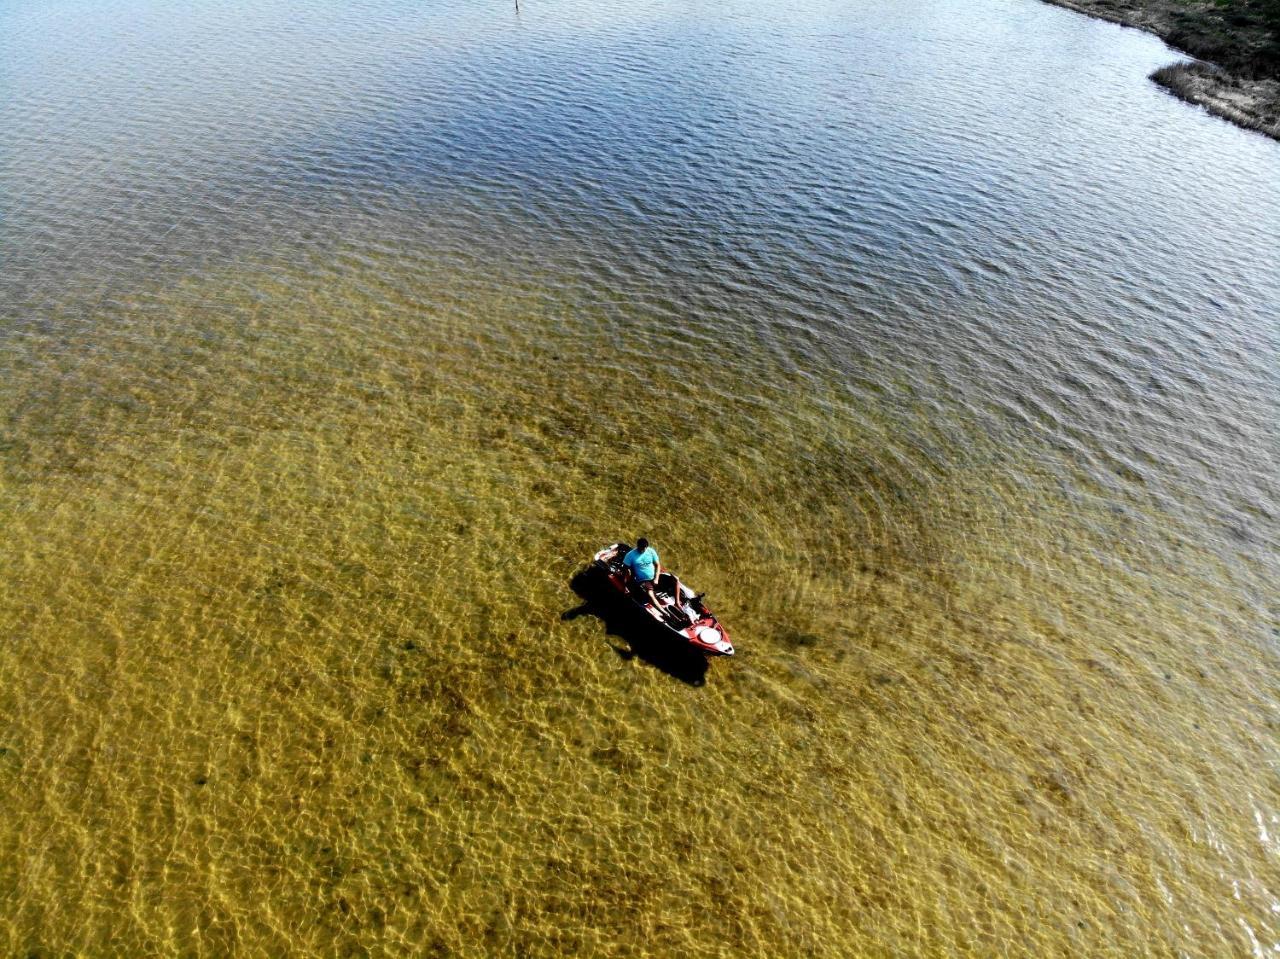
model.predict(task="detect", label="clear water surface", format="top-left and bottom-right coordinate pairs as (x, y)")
top-left (1, 0), bottom-right (1278, 954)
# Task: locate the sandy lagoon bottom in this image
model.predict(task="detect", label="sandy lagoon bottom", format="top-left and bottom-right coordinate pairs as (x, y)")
top-left (1, 248), bottom-right (1276, 956)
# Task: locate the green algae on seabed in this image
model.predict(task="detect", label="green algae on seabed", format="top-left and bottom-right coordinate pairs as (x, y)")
top-left (1, 256), bottom-right (1277, 956)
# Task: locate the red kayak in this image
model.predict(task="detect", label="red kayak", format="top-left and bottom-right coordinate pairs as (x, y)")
top-left (591, 543), bottom-right (734, 656)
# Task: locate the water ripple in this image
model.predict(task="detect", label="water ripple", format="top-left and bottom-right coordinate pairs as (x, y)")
top-left (2, 0), bottom-right (1279, 954)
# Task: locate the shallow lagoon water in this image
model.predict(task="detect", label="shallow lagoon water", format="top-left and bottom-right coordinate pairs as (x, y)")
top-left (1, 0), bottom-right (1279, 954)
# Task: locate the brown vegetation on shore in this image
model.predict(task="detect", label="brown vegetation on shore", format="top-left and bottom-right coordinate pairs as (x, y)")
top-left (1043, 0), bottom-right (1280, 140)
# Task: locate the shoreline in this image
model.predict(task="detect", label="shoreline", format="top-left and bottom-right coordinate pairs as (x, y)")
top-left (1042, 0), bottom-right (1280, 141)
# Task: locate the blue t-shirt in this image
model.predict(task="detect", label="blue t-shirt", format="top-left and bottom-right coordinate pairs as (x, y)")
top-left (623, 545), bottom-right (659, 583)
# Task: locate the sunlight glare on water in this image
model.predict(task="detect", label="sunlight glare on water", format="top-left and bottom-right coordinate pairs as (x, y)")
top-left (1, 0), bottom-right (1278, 954)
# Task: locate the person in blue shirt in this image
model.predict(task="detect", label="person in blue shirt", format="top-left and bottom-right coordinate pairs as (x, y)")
top-left (622, 538), bottom-right (662, 606)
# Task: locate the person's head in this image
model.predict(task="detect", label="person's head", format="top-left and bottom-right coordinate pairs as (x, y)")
top-left (636, 537), bottom-right (649, 551)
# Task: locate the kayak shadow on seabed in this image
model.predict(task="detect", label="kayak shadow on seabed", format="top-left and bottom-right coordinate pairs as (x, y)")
top-left (563, 569), bottom-right (710, 687)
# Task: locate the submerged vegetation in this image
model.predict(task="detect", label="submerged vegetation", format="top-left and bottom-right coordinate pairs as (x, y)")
top-left (1045, 0), bottom-right (1280, 137)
